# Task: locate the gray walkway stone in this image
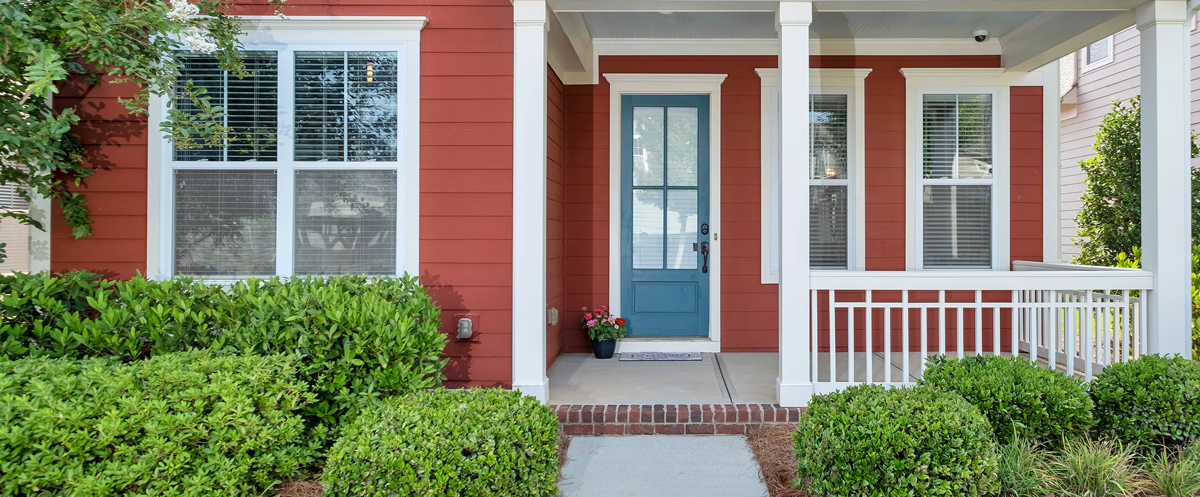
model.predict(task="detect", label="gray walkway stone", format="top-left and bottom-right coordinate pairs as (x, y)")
top-left (558, 435), bottom-right (768, 497)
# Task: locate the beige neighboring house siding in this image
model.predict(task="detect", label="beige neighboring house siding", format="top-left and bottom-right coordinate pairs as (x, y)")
top-left (0, 213), bottom-right (29, 274)
top-left (1059, 22), bottom-right (1200, 262)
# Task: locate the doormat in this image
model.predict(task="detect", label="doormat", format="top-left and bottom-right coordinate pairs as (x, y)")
top-left (619, 352), bottom-right (702, 361)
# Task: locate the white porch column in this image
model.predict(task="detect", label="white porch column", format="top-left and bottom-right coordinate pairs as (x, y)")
top-left (777, 1), bottom-right (814, 407)
top-left (512, 0), bottom-right (550, 400)
top-left (1138, 0), bottom-right (1193, 359)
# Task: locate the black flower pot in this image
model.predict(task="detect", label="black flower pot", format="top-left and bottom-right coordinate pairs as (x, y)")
top-left (591, 338), bottom-right (616, 359)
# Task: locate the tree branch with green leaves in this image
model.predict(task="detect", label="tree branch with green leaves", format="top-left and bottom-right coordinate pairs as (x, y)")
top-left (0, 0), bottom-right (282, 248)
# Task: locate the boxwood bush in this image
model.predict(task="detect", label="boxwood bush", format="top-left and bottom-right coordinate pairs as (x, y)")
top-left (794, 384), bottom-right (1000, 497)
top-left (0, 272), bottom-right (447, 433)
top-left (322, 389), bottom-right (561, 497)
top-left (920, 355), bottom-right (1094, 445)
top-left (1090, 354), bottom-right (1200, 450)
top-left (0, 350), bottom-right (318, 496)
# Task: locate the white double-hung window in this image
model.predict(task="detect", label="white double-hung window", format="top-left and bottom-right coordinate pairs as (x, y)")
top-left (758, 68), bottom-right (869, 283)
top-left (150, 18), bottom-right (424, 280)
top-left (919, 93), bottom-right (997, 269)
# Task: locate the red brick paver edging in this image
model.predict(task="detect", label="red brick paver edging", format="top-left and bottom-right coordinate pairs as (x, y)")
top-left (551, 404), bottom-right (803, 435)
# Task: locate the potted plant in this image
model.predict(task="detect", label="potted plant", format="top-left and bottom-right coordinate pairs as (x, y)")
top-left (581, 306), bottom-right (627, 359)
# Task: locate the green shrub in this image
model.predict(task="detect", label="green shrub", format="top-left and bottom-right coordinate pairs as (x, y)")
top-left (0, 350), bottom-right (318, 496)
top-left (1089, 355), bottom-right (1200, 450)
top-left (0, 272), bottom-right (447, 435)
top-left (920, 355), bottom-right (1094, 445)
top-left (1042, 438), bottom-right (1141, 497)
top-left (322, 389), bottom-right (561, 497)
top-left (793, 384), bottom-right (1000, 496)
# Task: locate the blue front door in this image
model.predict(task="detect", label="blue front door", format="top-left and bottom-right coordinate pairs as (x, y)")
top-left (620, 95), bottom-right (710, 337)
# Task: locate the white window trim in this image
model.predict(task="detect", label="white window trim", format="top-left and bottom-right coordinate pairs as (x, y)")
top-left (757, 68), bottom-right (870, 284)
top-left (146, 16), bottom-right (425, 281)
top-left (1080, 36), bottom-right (1114, 73)
top-left (604, 73), bottom-right (724, 350)
top-left (901, 68), bottom-right (1039, 272)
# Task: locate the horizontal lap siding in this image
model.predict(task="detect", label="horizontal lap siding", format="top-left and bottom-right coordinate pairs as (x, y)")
top-left (562, 55), bottom-right (1013, 354)
top-left (548, 66), bottom-right (565, 367)
top-left (51, 77), bottom-right (148, 279)
top-left (1062, 24), bottom-right (1200, 261)
top-left (52, 1), bottom-right (516, 388)
top-left (1011, 86), bottom-right (1044, 265)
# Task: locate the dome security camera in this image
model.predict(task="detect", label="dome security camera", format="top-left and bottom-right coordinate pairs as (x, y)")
top-left (973, 30), bottom-right (990, 43)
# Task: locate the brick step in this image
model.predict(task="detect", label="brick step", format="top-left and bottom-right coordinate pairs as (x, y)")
top-left (551, 403), bottom-right (803, 435)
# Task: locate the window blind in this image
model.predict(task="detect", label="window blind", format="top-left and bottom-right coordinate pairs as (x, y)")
top-left (809, 94), bottom-right (849, 269)
top-left (810, 185), bottom-right (848, 269)
top-left (294, 51), bottom-right (398, 162)
top-left (174, 170), bottom-right (277, 277)
top-left (294, 170), bottom-right (397, 275)
top-left (0, 183), bottom-right (29, 211)
top-left (173, 52), bottom-right (278, 161)
top-left (921, 94), bottom-right (994, 269)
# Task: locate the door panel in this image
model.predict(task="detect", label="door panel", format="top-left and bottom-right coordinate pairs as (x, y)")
top-left (621, 94), bottom-right (710, 337)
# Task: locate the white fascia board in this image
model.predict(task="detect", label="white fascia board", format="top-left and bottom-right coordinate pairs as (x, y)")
top-left (590, 38), bottom-right (1002, 57)
top-left (551, 0), bottom-right (1140, 13)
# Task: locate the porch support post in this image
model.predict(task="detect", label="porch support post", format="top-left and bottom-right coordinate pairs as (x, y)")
top-left (512, 0), bottom-right (550, 400)
top-left (1137, 0), bottom-right (1193, 359)
top-left (777, 0), bottom-right (814, 407)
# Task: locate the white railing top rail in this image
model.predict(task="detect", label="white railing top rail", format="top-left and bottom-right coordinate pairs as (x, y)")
top-left (1011, 260), bottom-right (1142, 272)
top-left (810, 270), bottom-right (1154, 291)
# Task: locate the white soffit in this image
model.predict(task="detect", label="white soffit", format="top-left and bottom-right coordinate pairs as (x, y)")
top-left (582, 11), bottom-right (1044, 40)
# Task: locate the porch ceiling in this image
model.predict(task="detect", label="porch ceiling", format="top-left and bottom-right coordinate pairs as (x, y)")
top-left (582, 11), bottom-right (1045, 40)
top-left (548, 0), bottom-right (1146, 84)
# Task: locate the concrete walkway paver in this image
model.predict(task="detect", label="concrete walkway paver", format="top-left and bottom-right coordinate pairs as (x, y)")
top-left (558, 436), bottom-right (768, 497)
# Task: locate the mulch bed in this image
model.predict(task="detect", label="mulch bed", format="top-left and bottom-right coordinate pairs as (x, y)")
top-left (275, 431), bottom-right (573, 497)
top-left (747, 424), bottom-right (809, 497)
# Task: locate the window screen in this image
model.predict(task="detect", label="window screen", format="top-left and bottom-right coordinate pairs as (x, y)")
top-left (174, 170), bottom-right (277, 277)
top-left (294, 51), bottom-right (398, 162)
top-left (294, 170), bottom-right (397, 275)
top-left (173, 52), bottom-right (278, 161)
top-left (921, 94), bottom-right (994, 269)
top-left (809, 94), bottom-right (849, 269)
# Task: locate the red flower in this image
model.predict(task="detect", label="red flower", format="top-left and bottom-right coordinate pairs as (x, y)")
top-left (616, 318), bottom-right (625, 326)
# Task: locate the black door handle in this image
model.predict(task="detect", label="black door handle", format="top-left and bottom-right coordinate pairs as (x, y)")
top-left (700, 241), bottom-right (709, 273)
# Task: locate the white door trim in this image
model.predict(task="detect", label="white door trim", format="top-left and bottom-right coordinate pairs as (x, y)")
top-left (605, 73), bottom-right (725, 350)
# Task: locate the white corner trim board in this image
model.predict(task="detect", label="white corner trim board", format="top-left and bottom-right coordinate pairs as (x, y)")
top-left (512, 0), bottom-right (551, 402)
top-left (605, 73), bottom-right (725, 348)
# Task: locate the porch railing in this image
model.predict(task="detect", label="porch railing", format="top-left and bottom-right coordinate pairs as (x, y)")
top-left (807, 266), bottom-right (1153, 395)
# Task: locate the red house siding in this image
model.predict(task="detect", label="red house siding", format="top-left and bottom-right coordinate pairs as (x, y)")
top-left (51, 77), bottom-right (149, 279)
top-left (562, 54), bottom-right (1040, 354)
top-left (1010, 86), bottom-right (1045, 265)
top-left (547, 66), bottom-right (566, 367)
top-left (51, 1), bottom-right (518, 388)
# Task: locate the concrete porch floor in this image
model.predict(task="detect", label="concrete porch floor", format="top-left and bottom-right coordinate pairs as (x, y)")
top-left (547, 351), bottom-right (976, 405)
top-left (548, 353), bottom-right (778, 405)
